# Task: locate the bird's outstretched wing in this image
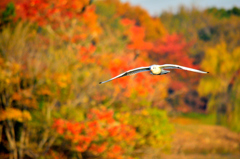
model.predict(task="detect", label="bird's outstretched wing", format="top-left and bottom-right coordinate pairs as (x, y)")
top-left (99, 66), bottom-right (150, 84)
top-left (158, 64), bottom-right (208, 74)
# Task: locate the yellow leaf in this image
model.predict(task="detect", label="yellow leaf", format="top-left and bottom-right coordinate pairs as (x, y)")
top-left (12, 93), bottom-right (22, 101)
top-left (11, 63), bottom-right (21, 74)
top-left (0, 108), bottom-right (32, 122)
top-left (141, 109), bottom-right (149, 116)
top-left (55, 73), bottom-right (72, 88)
top-left (22, 98), bottom-right (37, 109)
top-left (37, 87), bottom-right (52, 96)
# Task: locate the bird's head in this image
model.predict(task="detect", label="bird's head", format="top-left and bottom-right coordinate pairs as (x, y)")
top-left (150, 65), bottom-right (162, 75)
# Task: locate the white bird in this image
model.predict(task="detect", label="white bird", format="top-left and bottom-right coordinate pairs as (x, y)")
top-left (99, 64), bottom-right (208, 84)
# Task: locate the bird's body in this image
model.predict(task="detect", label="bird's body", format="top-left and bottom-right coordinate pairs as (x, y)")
top-left (99, 64), bottom-right (208, 84)
top-left (150, 65), bottom-right (162, 74)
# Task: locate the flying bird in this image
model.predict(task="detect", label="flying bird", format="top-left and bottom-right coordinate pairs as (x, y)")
top-left (99, 64), bottom-right (208, 84)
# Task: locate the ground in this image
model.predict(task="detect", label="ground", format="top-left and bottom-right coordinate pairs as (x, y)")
top-left (142, 117), bottom-right (240, 159)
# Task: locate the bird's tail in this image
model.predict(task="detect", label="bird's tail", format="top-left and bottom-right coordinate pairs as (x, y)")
top-left (161, 70), bottom-right (170, 75)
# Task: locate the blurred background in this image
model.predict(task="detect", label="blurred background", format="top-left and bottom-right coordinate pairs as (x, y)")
top-left (0, 0), bottom-right (239, 158)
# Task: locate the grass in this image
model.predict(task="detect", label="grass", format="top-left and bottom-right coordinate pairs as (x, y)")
top-left (170, 112), bottom-right (216, 125)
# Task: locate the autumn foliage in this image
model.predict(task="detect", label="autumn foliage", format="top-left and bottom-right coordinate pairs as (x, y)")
top-left (52, 107), bottom-right (136, 158)
top-left (1, 0), bottom-right (240, 158)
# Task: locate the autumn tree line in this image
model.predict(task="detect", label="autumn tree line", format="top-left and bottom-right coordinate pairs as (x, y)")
top-left (0, 0), bottom-right (239, 158)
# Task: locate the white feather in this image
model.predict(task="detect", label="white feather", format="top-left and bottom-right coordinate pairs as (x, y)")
top-left (157, 64), bottom-right (208, 74)
top-left (99, 66), bottom-right (150, 84)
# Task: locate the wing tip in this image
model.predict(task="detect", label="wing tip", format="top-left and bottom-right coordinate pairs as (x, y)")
top-left (207, 72), bottom-right (209, 73)
top-left (99, 82), bottom-right (102, 84)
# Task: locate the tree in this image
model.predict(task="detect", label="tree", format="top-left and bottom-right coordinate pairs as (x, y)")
top-left (198, 43), bottom-right (240, 130)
